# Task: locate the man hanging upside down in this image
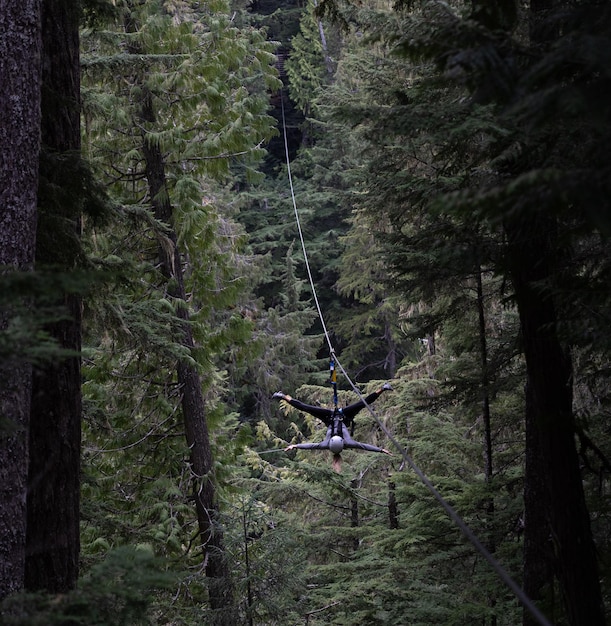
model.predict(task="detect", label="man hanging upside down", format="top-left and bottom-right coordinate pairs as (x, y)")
top-left (272, 382), bottom-right (393, 472)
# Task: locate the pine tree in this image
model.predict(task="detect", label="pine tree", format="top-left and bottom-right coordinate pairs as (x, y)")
top-left (316, 0), bottom-right (611, 622)
top-left (26, 0), bottom-right (84, 594)
top-left (0, 0), bottom-right (42, 602)
top-left (80, 0), bottom-right (279, 621)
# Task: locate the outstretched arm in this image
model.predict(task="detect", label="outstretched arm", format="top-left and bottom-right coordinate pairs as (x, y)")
top-left (285, 425), bottom-right (332, 452)
top-left (343, 441), bottom-right (392, 455)
top-left (285, 441), bottom-right (329, 451)
top-left (341, 423), bottom-right (391, 454)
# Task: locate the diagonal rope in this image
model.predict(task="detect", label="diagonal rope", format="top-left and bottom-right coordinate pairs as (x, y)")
top-left (278, 87), bottom-right (552, 626)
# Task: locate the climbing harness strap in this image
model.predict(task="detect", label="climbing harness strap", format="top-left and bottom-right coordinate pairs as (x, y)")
top-left (329, 353), bottom-right (338, 409)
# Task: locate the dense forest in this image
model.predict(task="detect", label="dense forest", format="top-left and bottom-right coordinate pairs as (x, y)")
top-left (1, 0), bottom-right (610, 624)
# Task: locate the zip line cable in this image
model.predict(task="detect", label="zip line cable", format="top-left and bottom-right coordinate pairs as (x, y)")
top-left (280, 91), bottom-right (334, 356)
top-left (334, 359), bottom-right (553, 626)
top-left (278, 88), bottom-right (552, 626)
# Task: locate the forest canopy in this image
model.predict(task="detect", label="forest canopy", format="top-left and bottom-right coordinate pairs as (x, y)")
top-left (1, 0), bottom-right (610, 625)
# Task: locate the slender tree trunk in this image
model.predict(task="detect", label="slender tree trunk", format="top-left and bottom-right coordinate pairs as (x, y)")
top-left (350, 477), bottom-right (359, 550)
top-left (241, 502), bottom-right (254, 626)
top-left (384, 319), bottom-right (397, 378)
top-left (388, 480), bottom-right (399, 530)
top-left (123, 16), bottom-right (236, 615)
top-left (25, 0), bottom-right (82, 593)
top-left (140, 91), bottom-right (237, 625)
top-left (312, 0), bottom-right (334, 77)
top-left (504, 213), bottom-right (605, 626)
top-left (475, 265), bottom-right (493, 486)
top-left (475, 263), bottom-right (497, 626)
top-left (0, 0), bottom-right (42, 601)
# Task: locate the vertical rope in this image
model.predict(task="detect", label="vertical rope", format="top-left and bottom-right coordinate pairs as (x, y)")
top-left (280, 90), bottom-right (334, 356)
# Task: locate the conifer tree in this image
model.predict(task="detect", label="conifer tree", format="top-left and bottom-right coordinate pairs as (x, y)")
top-left (26, 0), bottom-right (85, 594)
top-left (312, 0), bottom-right (610, 623)
top-left (80, 0), bottom-right (279, 621)
top-left (0, 0), bottom-right (42, 602)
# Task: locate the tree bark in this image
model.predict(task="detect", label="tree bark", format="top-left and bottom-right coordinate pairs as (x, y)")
top-left (475, 264), bottom-right (493, 486)
top-left (475, 263), bottom-right (497, 626)
top-left (140, 90), bottom-right (237, 625)
top-left (25, 0), bottom-right (82, 593)
top-left (350, 477), bottom-right (359, 550)
top-left (0, 0), bottom-right (42, 601)
top-left (512, 0), bottom-right (604, 623)
top-left (388, 480), bottom-right (399, 530)
top-left (504, 212), bottom-right (605, 626)
top-left (522, 378), bottom-right (554, 626)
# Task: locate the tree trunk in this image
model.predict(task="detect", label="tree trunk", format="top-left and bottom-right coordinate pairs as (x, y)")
top-left (475, 263), bottom-right (497, 626)
top-left (388, 480), bottom-right (399, 530)
top-left (504, 213), bottom-right (605, 626)
top-left (512, 0), bottom-right (604, 623)
top-left (475, 265), bottom-right (493, 486)
top-left (350, 477), bottom-right (359, 550)
top-left (140, 91), bottom-right (237, 625)
top-left (0, 0), bottom-right (42, 601)
top-left (312, 0), bottom-right (333, 77)
top-left (522, 379), bottom-right (555, 626)
top-left (25, 0), bottom-right (82, 593)
top-left (384, 319), bottom-right (397, 378)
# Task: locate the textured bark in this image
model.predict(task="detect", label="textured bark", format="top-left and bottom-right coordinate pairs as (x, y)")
top-left (0, 0), bottom-right (42, 600)
top-left (475, 265), bottom-right (493, 486)
top-left (514, 1), bottom-right (604, 624)
top-left (350, 477), bottom-right (359, 550)
top-left (25, 0), bottom-right (82, 594)
top-left (505, 213), bottom-right (605, 626)
top-left (522, 381), bottom-right (554, 626)
top-left (475, 264), bottom-right (497, 626)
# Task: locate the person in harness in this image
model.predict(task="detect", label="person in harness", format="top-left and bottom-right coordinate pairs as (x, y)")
top-left (272, 382), bottom-right (393, 472)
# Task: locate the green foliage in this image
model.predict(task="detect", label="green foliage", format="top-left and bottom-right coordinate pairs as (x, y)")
top-left (66, 0), bottom-right (611, 622)
top-left (221, 492), bottom-right (310, 623)
top-left (285, 0), bottom-right (339, 116)
top-left (79, 0), bottom-right (288, 620)
top-left (0, 269), bottom-right (98, 368)
top-left (1, 547), bottom-right (174, 626)
top-left (305, 0), bottom-right (611, 621)
top-left (251, 373), bottom-right (525, 625)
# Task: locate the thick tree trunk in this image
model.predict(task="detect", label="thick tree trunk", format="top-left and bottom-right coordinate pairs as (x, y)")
top-left (514, 1), bottom-right (604, 624)
top-left (522, 380), bottom-right (554, 626)
top-left (25, 0), bottom-right (82, 593)
top-left (140, 92), bottom-right (237, 625)
top-left (504, 213), bottom-right (605, 626)
top-left (0, 0), bottom-right (42, 601)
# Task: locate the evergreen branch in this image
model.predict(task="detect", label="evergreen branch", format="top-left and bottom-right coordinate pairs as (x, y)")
top-left (304, 600), bottom-right (342, 619)
top-left (84, 409), bottom-right (176, 455)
